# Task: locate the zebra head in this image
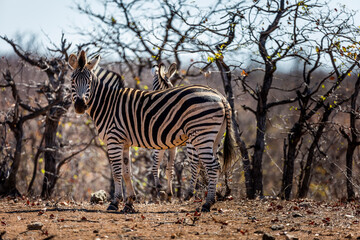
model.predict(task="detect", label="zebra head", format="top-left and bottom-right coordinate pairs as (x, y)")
top-left (151, 63), bottom-right (177, 89)
top-left (68, 50), bottom-right (100, 114)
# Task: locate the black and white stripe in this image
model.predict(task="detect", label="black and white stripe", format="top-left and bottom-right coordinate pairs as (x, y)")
top-left (68, 51), bottom-right (236, 212)
top-left (151, 63), bottom-right (200, 201)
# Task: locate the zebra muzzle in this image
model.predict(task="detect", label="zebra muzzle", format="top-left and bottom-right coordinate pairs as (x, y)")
top-left (74, 98), bottom-right (88, 114)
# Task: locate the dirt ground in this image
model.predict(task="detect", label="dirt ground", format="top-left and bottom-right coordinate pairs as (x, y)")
top-left (1, 197), bottom-right (360, 240)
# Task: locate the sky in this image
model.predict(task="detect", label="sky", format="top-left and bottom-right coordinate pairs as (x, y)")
top-left (0, 0), bottom-right (359, 56)
top-left (0, 0), bottom-right (90, 54)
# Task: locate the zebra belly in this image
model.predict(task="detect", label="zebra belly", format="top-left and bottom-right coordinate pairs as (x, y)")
top-left (133, 130), bottom-right (188, 150)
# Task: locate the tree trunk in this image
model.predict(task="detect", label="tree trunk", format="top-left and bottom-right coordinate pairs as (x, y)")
top-left (41, 117), bottom-right (59, 199)
top-left (345, 144), bottom-right (356, 201)
top-left (251, 68), bottom-right (274, 198)
top-left (27, 135), bottom-right (44, 195)
top-left (344, 74), bottom-right (360, 201)
top-left (297, 109), bottom-right (331, 198)
top-left (0, 122), bottom-right (23, 197)
top-left (215, 59), bottom-right (252, 198)
top-left (281, 123), bottom-right (302, 199)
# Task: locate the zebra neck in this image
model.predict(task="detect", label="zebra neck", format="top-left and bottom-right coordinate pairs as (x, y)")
top-left (85, 74), bottom-right (122, 140)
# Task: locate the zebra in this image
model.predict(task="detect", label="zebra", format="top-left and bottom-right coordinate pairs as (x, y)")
top-left (68, 50), bottom-right (236, 212)
top-left (151, 63), bottom-right (200, 201)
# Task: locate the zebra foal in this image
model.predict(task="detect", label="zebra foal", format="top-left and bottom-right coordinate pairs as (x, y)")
top-left (68, 50), bottom-right (236, 212)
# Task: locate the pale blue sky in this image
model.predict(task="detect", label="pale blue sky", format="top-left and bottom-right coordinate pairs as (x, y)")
top-left (0, 0), bottom-right (90, 54)
top-left (0, 0), bottom-right (359, 55)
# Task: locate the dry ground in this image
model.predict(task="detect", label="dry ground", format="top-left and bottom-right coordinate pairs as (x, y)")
top-left (0, 197), bottom-right (360, 239)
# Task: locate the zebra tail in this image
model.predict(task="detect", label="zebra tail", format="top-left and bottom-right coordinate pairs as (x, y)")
top-left (223, 101), bottom-right (237, 172)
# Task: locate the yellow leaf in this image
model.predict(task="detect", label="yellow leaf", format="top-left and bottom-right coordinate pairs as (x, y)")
top-left (41, 169), bottom-right (45, 174)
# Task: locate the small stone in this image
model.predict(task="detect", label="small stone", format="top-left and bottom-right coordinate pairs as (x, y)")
top-left (345, 233), bottom-right (353, 239)
top-left (122, 227), bottom-right (133, 233)
top-left (262, 233), bottom-right (275, 240)
top-left (299, 202), bottom-right (311, 208)
top-left (285, 233), bottom-right (299, 240)
top-left (90, 190), bottom-right (107, 204)
top-left (292, 212), bottom-right (303, 218)
top-left (270, 224), bottom-right (284, 231)
top-left (27, 222), bottom-right (43, 230)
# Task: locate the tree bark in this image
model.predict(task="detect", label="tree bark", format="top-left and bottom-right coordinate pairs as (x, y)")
top-left (27, 135), bottom-right (44, 195)
top-left (281, 122), bottom-right (303, 199)
top-left (215, 58), bottom-right (252, 198)
top-left (251, 67), bottom-right (275, 198)
top-left (0, 122), bottom-right (23, 197)
top-left (297, 109), bottom-right (332, 198)
top-left (345, 144), bottom-right (356, 200)
top-left (41, 116), bottom-right (59, 199)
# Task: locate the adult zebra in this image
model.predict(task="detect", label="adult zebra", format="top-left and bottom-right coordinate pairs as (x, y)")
top-left (68, 50), bottom-right (236, 212)
top-left (151, 63), bottom-right (200, 201)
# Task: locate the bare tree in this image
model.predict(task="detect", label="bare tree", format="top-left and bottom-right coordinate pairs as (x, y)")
top-left (0, 65), bottom-right (57, 197)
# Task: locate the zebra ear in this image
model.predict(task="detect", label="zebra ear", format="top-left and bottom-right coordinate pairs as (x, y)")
top-left (151, 65), bottom-right (159, 76)
top-left (68, 53), bottom-right (78, 70)
top-left (166, 63), bottom-right (177, 79)
top-left (87, 54), bottom-right (101, 71)
top-left (159, 63), bottom-right (166, 80)
top-left (78, 50), bottom-right (87, 69)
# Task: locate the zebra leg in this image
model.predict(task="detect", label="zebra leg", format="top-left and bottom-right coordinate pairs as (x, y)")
top-left (121, 145), bottom-right (137, 213)
top-left (199, 123), bottom-right (226, 212)
top-left (106, 140), bottom-right (124, 211)
top-left (166, 148), bottom-right (176, 202)
top-left (196, 146), bottom-right (219, 212)
top-left (184, 144), bottom-right (199, 201)
top-left (151, 150), bottom-right (165, 195)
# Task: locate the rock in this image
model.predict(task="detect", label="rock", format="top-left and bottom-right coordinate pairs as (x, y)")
top-left (270, 224), bottom-right (284, 231)
top-left (292, 212), bottom-right (303, 218)
top-left (299, 202), bottom-right (311, 208)
top-left (122, 227), bottom-right (133, 233)
top-left (90, 190), bottom-right (107, 204)
top-left (263, 233), bottom-right (275, 240)
top-left (27, 222), bottom-right (43, 230)
top-left (285, 233), bottom-right (299, 240)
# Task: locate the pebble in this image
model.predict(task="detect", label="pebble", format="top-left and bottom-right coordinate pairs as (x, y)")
top-left (27, 222), bottom-right (43, 230)
top-left (263, 233), bottom-right (275, 240)
top-left (270, 224), bottom-right (284, 231)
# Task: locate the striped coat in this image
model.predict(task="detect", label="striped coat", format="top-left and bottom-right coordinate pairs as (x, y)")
top-left (68, 51), bottom-right (236, 212)
top-left (151, 63), bottom-right (200, 201)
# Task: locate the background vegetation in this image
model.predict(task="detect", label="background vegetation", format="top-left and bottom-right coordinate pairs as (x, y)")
top-left (1, 0), bottom-right (360, 203)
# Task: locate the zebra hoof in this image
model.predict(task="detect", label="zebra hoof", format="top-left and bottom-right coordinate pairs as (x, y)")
top-left (200, 203), bottom-right (211, 212)
top-left (159, 191), bottom-right (167, 202)
top-left (120, 204), bottom-right (137, 214)
top-left (166, 193), bottom-right (173, 203)
top-left (107, 203), bottom-right (119, 211)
